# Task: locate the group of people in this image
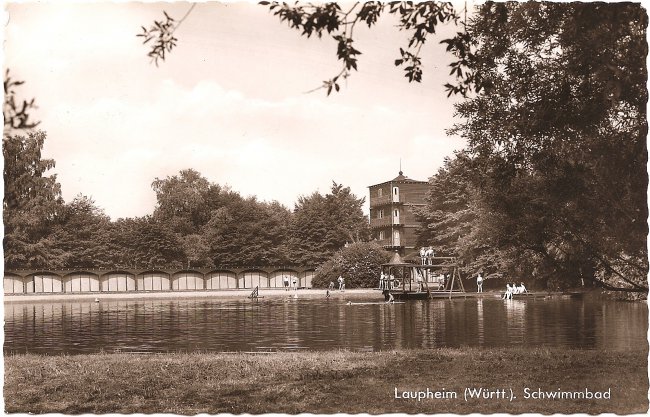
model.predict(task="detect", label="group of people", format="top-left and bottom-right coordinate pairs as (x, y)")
top-left (328, 275), bottom-right (345, 291)
top-left (476, 273), bottom-right (528, 299)
top-left (380, 270), bottom-right (445, 292)
top-left (325, 275), bottom-right (346, 298)
top-left (282, 276), bottom-right (298, 291)
top-left (379, 272), bottom-right (399, 290)
top-left (502, 282), bottom-right (527, 299)
top-left (419, 247), bottom-right (435, 265)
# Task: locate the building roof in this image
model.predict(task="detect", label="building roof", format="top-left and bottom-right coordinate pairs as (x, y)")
top-left (368, 171), bottom-right (428, 188)
top-left (388, 251), bottom-right (405, 265)
top-left (382, 251), bottom-right (416, 267)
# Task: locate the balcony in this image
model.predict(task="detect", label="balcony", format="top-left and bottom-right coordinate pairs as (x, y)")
top-left (370, 217), bottom-right (391, 228)
top-left (370, 194), bottom-right (400, 207)
top-left (370, 217), bottom-right (402, 228)
top-left (376, 238), bottom-right (403, 248)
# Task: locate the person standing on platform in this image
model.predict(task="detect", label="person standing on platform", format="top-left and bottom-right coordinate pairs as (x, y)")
top-left (420, 247), bottom-right (427, 265)
top-left (416, 271), bottom-right (423, 293)
top-left (283, 275), bottom-right (290, 291)
top-left (425, 247), bottom-right (434, 265)
top-left (477, 273), bottom-right (484, 293)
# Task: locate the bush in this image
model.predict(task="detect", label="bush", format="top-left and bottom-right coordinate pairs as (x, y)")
top-left (312, 242), bottom-right (393, 288)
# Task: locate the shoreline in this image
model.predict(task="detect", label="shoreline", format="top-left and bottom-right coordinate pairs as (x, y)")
top-left (3, 289), bottom-right (576, 304)
top-left (3, 288), bottom-right (387, 303)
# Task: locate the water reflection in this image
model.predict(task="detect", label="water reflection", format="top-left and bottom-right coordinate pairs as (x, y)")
top-left (4, 297), bottom-right (647, 355)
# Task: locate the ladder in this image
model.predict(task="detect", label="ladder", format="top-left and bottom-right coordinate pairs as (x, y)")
top-left (248, 286), bottom-right (260, 299)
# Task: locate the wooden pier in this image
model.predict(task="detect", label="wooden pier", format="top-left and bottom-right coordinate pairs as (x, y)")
top-left (378, 253), bottom-right (467, 301)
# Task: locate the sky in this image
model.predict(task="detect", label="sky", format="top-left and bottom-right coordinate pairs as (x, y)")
top-left (4, 1), bottom-right (468, 219)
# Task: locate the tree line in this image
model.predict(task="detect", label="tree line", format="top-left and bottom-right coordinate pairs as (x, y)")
top-left (413, 2), bottom-right (648, 294)
top-left (3, 133), bottom-right (369, 271)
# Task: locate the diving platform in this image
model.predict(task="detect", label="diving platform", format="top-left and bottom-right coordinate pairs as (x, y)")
top-left (378, 253), bottom-right (466, 301)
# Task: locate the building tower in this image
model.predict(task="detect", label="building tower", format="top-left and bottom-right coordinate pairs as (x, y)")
top-left (368, 171), bottom-right (430, 256)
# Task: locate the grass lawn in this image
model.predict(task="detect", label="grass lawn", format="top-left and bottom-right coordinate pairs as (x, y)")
top-left (4, 348), bottom-right (648, 414)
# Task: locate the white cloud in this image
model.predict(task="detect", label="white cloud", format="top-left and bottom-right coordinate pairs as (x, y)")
top-left (41, 77), bottom-right (464, 219)
top-left (6, 2), bottom-right (467, 219)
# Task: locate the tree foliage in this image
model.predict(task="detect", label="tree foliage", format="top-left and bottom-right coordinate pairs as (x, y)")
top-left (204, 197), bottom-right (291, 266)
top-left (51, 194), bottom-right (111, 269)
top-left (137, 5), bottom-right (197, 66)
top-left (312, 241), bottom-right (392, 288)
top-left (415, 2), bottom-right (648, 293)
top-left (3, 131), bottom-right (65, 269)
top-left (414, 153), bottom-right (495, 276)
top-left (3, 69), bottom-right (40, 134)
top-left (139, 2), bottom-right (461, 95)
top-left (262, 1), bottom-right (461, 93)
top-left (118, 216), bottom-right (185, 269)
top-left (151, 168), bottom-right (228, 234)
top-left (289, 182), bottom-right (369, 265)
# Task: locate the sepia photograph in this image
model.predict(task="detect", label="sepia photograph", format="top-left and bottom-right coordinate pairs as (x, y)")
top-left (3, 1), bottom-right (648, 415)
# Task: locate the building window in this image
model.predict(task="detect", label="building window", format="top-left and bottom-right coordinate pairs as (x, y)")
top-left (394, 209), bottom-right (399, 217)
top-left (377, 188), bottom-right (383, 197)
top-left (393, 187), bottom-right (398, 195)
top-left (379, 230), bottom-right (385, 240)
top-left (378, 209), bottom-right (384, 219)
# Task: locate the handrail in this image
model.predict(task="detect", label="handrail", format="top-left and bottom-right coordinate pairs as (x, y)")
top-left (370, 194), bottom-right (400, 207)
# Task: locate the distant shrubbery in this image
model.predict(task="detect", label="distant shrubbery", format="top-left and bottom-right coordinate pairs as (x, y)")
top-left (312, 242), bottom-right (392, 289)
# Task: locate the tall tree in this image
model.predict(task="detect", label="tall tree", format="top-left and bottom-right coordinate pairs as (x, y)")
top-left (109, 216), bottom-right (185, 269)
top-left (50, 194), bottom-right (112, 269)
top-left (449, 2), bottom-right (648, 292)
top-left (151, 169), bottom-right (223, 234)
top-left (290, 182), bottom-right (368, 265)
top-left (204, 197), bottom-right (291, 266)
top-left (3, 131), bottom-right (65, 269)
top-left (289, 191), bottom-right (332, 265)
top-left (326, 182), bottom-right (369, 244)
top-left (416, 153), bottom-right (477, 257)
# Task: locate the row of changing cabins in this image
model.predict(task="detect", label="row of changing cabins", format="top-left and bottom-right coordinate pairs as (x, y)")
top-left (5, 256), bottom-right (462, 296)
top-left (3, 269), bottom-right (316, 295)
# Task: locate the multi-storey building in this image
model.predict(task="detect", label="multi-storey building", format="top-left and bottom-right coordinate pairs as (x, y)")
top-left (368, 171), bottom-right (430, 256)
